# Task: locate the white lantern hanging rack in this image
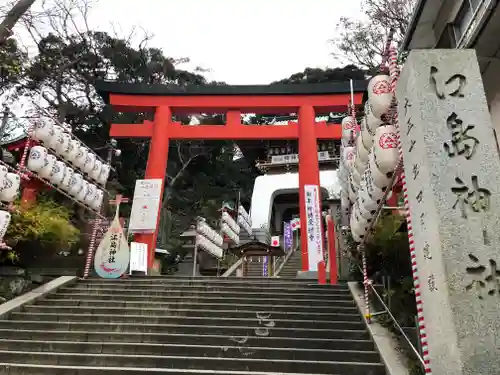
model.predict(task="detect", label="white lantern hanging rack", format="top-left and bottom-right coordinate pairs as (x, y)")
top-left (26, 141), bottom-right (111, 192)
top-left (18, 167), bottom-right (106, 219)
top-left (12, 119), bottom-right (112, 218)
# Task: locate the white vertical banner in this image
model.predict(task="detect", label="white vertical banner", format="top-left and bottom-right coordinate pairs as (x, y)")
top-left (129, 242), bottom-right (148, 274)
top-left (304, 184), bottom-right (324, 271)
top-left (128, 179), bottom-right (163, 233)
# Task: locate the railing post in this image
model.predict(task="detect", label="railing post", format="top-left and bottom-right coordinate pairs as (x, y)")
top-left (360, 244), bottom-right (371, 323)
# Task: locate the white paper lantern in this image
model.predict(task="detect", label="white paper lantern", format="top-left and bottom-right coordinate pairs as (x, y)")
top-left (63, 139), bottom-right (79, 163)
top-left (196, 234), bottom-right (223, 259)
top-left (356, 134), bottom-right (369, 165)
top-left (353, 202), bottom-right (371, 228)
top-left (39, 155), bottom-right (56, 180)
top-left (355, 193), bottom-right (375, 221)
top-left (341, 116), bottom-right (357, 144)
top-left (360, 117), bottom-right (374, 150)
top-left (91, 159), bottom-right (102, 181)
top-left (342, 146), bottom-right (356, 170)
top-left (55, 132), bottom-right (71, 157)
top-left (98, 164), bottom-right (111, 186)
top-left (0, 167), bottom-right (7, 192)
top-left (77, 180), bottom-right (89, 202)
top-left (84, 152), bottom-right (96, 175)
top-left (74, 145), bottom-right (88, 170)
top-left (85, 184), bottom-right (97, 206)
top-left (357, 185), bottom-right (379, 214)
top-left (27, 146), bottom-right (48, 172)
top-left (222, 211), bottom-right (240, 235)
top-left (221, 222), bottom-right (239, 245)
top-left (368, 74), bottom-right (393, 118)
top-left (0, 210), bottom-right (11, 241)
top-left (352, 168), bottom-right (361, 187)
top-left (91, 189), bottom-right (104, 210)
top-left (368, 150), bottom-right (391, 190)
top-left (69, 173), bottom-right (83, 197)
top-left (61, 166), bottom-right (74, 192)
top-left (49, 161), bottom-right (66, 186)
top-left (338, 162), bottom-right (348, 182)
top-left (349, 210), bottom-right (366, 243)
top-left (361, 168), bottom-right (386, 202)
top-left (348, 178), bottom-right (357, 203)
top-left (373, 125), bottom-right (399, 175)
top-left (0, 173), bottom-right (20, 202)
top-left (364, 101), bottom-right (383, 133)
top-left (47, 125), bottom-right (62, 151)
top-left (33, 118), bottom-right (54, 144)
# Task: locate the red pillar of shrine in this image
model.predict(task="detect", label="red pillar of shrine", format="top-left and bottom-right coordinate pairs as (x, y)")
top-left (298, 105), bottom-right (323, 272)
top-left (134, 106), bottom-right (171, 269)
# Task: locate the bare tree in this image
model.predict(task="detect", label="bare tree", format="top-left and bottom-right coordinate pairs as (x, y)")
top-left (0, 0), bottom-right (37, 43)
top-left (332, 0), bottom-right (416, 70)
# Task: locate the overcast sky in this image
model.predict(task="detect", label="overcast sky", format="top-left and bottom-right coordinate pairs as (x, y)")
top-left (85, 0), bottom-right (362, 84)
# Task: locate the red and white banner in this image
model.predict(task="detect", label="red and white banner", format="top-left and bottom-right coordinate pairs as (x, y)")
top-left (304, 184), bottom-right (324, 271)
top-left (271, 236), bottom-right (280, 247)
top-left (290, 218), bottom-right (301, 231)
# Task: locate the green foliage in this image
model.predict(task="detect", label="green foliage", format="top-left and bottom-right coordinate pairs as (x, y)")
top-left (6, 199), bottom-right (80, 251)
top-left (273, 65), bottom-right (367, 84)
top-left (361, 213), bottom-right (416, 326)
top-left (0, 38), bottom-right (25, 93)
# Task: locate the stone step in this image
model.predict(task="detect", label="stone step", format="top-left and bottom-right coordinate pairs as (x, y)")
top-left (46, 293), bottom-right (356, 307)
top-left (0, 321), bottom-right (369, 340)
top-left (68, 284), bottom-right (347, 294)
top-left (34, 299), bottom-right (359, 313)
top-left (0, 363), bottom-right (384, 375)
top-left (0, 339), bottom-right (381, 363)
top-left (0, 329), bottom-right (376, 351)
top-left (22, 305), bottom-right (362, 321)
top-left (79, 278), bottom-right (344, 287)
top-left (0, 351), bottom-right (386, 374)
top-left (10, 312), bottom-right (366, 331)
top-left (58, 287), bottom-right (352, 300)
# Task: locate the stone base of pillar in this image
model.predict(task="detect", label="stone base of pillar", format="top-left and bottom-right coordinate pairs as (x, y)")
top-left (296, 270), bottom-right (332, 280)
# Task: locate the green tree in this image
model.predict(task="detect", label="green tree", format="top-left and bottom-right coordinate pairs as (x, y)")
top-left (273, 65), bottom-right (366, 84)
top-left (6, 197), bottom-right (80, 252)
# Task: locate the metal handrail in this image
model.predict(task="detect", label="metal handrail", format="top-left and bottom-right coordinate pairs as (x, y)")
top-left (355, 262), bottom-right (424, 367)
top-left (220, 257), bottom-right (244, 278)
top-left (273, 245), bottom-right (298, 277)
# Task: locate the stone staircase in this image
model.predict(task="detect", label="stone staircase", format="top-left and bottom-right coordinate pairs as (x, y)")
top-left (277, 249), bottom-right (302, 278)
top-left (245, 257), bottom-right (265, 277)
top-left (0, 277), bottom-right (386, 375)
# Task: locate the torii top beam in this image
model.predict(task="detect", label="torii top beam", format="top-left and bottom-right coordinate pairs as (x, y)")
top-left (95, 80), bottom-right (367, 140)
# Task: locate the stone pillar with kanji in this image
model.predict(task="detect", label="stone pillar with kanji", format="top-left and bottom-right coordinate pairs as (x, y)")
top-left (397, 49), bottom-right (500, 375)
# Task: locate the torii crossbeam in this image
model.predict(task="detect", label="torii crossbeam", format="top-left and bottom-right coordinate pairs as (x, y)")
top-left (96, 81), bottom-right (366, 273)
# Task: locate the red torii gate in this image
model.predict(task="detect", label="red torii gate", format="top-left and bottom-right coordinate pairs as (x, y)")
top-left (96, 81), bottom-right (365, 273)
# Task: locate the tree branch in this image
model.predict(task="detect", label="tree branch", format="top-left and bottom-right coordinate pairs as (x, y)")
top-left (0, 0), bottom-right (37, 43)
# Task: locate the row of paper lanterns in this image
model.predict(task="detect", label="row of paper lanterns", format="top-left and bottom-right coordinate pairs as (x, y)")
top-left (32, 119), bottom-right (110, 186)
top-left (238, 205), bottom-right (252, 236)
top-left (196, 219), bottom-right (224, 259)
top-left (0, 119), bottom-right (114, 244)
top-left (27, 146), bottom-right (104, 210)
top-left (221, 211), bottom-right (240, 245)
top-left (196, 206), bottom-right (254, 259)
top-left (339, 74), bottom-right (398, 243)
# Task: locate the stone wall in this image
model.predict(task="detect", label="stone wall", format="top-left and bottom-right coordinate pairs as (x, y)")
top-left (0, 267), bottom-right (54, 303)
